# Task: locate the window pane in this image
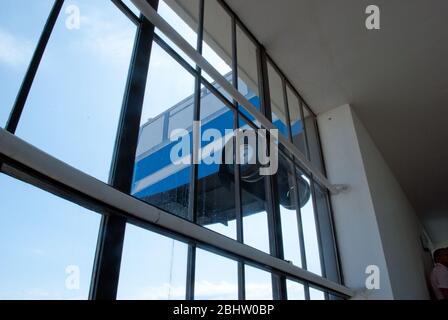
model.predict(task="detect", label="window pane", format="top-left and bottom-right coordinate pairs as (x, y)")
top-left (156, 0), bottom-right (199, 67)
top-left (310, 287), bottom-right (326, 300)
top-left (195, 249), bottom-right (238, 300)
top-left (203, 0), bottom-right (232, 82)
top-left (298, 173), bottom-right (322, 276)
top-left (133, 43), bottom-right (195, 219)
top-left (287, 280), bottom-right (305, 300)
top-left (0, 173), bottom-right (100, 300)
top-left (314, 183), bottom-right (340, 283)
top-left (267, 62), bottom-right (288, 137)
top-left (303, 106), bottom-right (324, 173)
top-left (287, 86), bottom-right (307, 157)
top-left (15, 0), bottom-right (136, 182)
top-left (136, 116), bottom-right (165, 156)
top-left (245, 266), bottom-right (272, 300)
top-left (118, 224), bottom-right (188, 300)
top-left (277, 152), bottom-right (304, 268)
top-left (239, 120), bottom-right (270, 253)
top-left (197, 91), bottom-right (236, 238)
top-left (0, 0), bottom-right (54, 127)
top-left (237, 26), bottom-right (260, 114)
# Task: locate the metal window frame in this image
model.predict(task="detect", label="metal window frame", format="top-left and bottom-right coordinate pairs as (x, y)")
top-left (0, 128), bottom-right (354, 298)
top-left (257, 46), bottom-right (288, 300)
top-left (0, 0), bottom-right (349, 301)
top-left (5, 0), bottom-right (64, 134)
top-left (230, 12), bottom-right (246, 301)
top-left (129, 0), bottom-right (339, 195)
top-left (185, 0), bottom-right (204, 301)
top-left (281, 79), bottom-right (311, 300)
top-left (89, 0), bottom-right (160, 300)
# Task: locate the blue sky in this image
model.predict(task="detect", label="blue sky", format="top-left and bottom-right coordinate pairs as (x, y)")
top-left (0, 0), bottom-right (323, 300)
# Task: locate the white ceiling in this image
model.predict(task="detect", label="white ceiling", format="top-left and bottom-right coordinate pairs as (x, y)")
top-left (226, 0), bottom-right (448, 235)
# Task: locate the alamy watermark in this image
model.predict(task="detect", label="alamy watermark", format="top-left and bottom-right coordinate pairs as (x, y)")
top-left (169, 122), bottom-right (279, 176)
top-left (365, 265), bottom-right (380, 290)
top-left (65, 4), bottom-right (81, 30)
top-left (365, 5), bottom-right (380, 30)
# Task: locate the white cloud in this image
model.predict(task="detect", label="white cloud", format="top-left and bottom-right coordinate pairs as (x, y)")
top-left (0, 28), bottom-right (32, 67)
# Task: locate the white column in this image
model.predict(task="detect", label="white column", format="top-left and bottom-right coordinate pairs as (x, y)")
top-left (317, 104), bottom-right (429, 299)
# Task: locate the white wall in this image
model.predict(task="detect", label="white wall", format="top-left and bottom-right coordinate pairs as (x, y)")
top-left (318, 104), bottom-right (429, 299)
top-left (423, 213), bottom-right (448, 248)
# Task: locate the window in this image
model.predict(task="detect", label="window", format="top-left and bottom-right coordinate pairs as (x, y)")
top-left (0, 173), bottom-right (100, 300)
top-left (245, 266), bottom-right (273, 300)
top-left (310, 287), bottom-right (326, 300)
top-left (236, 25), bottom-right (260, 113)
top-left (0, 0), bottom-right (343, 301)
top-left (267, 62), bottom-right (289, 137)
top-left (286, 280), bottom-right (305, 300)
top-left (156, 0), bottom-right (200, 67)
top-left (136, 116), bottom-right (165, 157)
top-left (195, 249), bottom-right (238, 300)
top-left (15, 0), bottom-right (136, 182)
top-left (298, 173), bottom-right (322, 276)
top-left (118, 223), bottom-right (188, 300)
top-left (303, 105), bottom-right (324, 173)
top-left (286, 85), bottom-right (307, 157)
top-left (239, 118), bottom-right (270, 253)
top-left (196, 91), bottom-right (236, 239)
top-left (277, 152), bottom-right (303, 268)
top-left (132, 43), bottom-right (195, 219)
top-left (314, 183), bottom-right (340, 283)
top-left (202, 0), bottom-right (232, 82)
top-left (0, 0), bottom-right (54, 127)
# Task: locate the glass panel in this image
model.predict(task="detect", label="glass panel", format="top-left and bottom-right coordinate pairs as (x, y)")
top-left (202, 0), bottom-right (232, 82)
top-left (133, 43), bottom-right (195, 219)
top-left (156, 0), bottom-right (199, 67)
top-left (236, 25), bottom-right (260, 115)
top-left (267, 62), bottom-right (288, 137)
top-left (196, 90), bottom-right (236, 238)
top-left (310, 287), bottom-right (326, 300)
top-left (0, 0), bottom-right (55, 126)
top-left (286, 85), bottom-right (307, 157)
top-left (239, 119), bottom-right (270, 253)
top-left (297, 172), bottom-right (322, 276)
top-left (303, 105), bottom-right (324, 173)
top-left (195, 249), bottom-right (238, 300)
top-left (136, 116), bottom-right (165, 156)
top-left (245, 266), bottom-right (272, 300)
top-left (286, 280), bottom-right (305, 300)
top-left (314, 183), bottom-right (340, 283)
top-left (15, 0), bottom-right (136, 182)
top-left (277, 152), bottom-right (304, 267)
top-left (118, 224), bottom-right (188, 300)
top-left (0, 174), bottom-right (100, 300)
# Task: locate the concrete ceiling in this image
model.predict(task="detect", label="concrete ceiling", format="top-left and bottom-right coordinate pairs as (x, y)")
top-left (226, 0), bottom-right (448, 234)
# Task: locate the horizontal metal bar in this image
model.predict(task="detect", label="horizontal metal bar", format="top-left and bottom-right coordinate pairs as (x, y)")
top-left (130, 0), bottom-right (340, 194)
top-left (0, 128), bottom-right (353, 298)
